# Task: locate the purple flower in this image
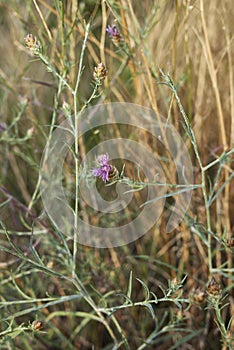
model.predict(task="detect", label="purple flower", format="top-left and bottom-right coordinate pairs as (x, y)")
top-left (106, 25), bottom-right (119, 37)
top-left (92, 153), bottom-right (113, 183)
top-left (106, 25), bottom-right (122, 46)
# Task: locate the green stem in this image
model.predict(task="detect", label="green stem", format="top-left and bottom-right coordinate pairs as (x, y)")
top-left (38, 53), bottom-right (73, 93)
top-left (160, 71), bottom-right (213, 271)
top-left (28, 75), bottom-right (64, 211)
top-left (211, 297), bottom-right (232, 349)
top-left (97, 296), bottom-right (189, 314)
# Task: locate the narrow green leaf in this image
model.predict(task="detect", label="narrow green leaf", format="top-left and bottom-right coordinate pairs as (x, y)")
top-left (126, 271), bottom-right (133, 303)
top-left (144, 303), bottom-right (155, 319)
top-left (136, 278), bottom-right (150, 301)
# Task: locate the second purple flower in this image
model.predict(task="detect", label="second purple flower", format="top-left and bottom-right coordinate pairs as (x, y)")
top-left (106, 25), bottom-right (123, 46)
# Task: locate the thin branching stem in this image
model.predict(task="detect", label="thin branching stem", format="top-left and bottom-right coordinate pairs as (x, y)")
top-left (160, 70), bottom-right (213, 271)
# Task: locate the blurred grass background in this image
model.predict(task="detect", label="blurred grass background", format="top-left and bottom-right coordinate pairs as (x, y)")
top-left (0, 0), bottom-right (233, 349)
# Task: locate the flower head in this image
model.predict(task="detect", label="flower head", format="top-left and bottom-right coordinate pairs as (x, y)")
top-left (92, 153), bottom-right (119, 183)
top-left (93, 63), bottom-right (108, 83)
top-left (106, 25), bottom-right (123, 46)
top-left (25, 34), bottom-right (41, 54)
top-left (92, 153), bottom-right (113, 183)
top-left (207, 276), bottom-right (222, 297)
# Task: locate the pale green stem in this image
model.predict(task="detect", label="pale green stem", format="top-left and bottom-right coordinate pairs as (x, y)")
top-left (210, 297), bottom-right (232, 349)
top-left (203, 149), bottom-right (234, 171)
top-left (161, 71), bottom-right (213, 271)
top-left (28, 74), bottom-right (65, 211)
top-left (38, 53), bottom-right (73, 93)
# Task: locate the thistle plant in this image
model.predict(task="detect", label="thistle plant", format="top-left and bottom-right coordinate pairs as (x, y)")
top-left (0, 1), bottom-right (233, 350)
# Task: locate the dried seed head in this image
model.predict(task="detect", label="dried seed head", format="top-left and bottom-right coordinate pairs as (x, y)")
top-left (207, 276), bottom-right (222, 296)
top-left (32, 320), bottom-right (43, 331)
top-left (93, 63), bottom-right (108, 83)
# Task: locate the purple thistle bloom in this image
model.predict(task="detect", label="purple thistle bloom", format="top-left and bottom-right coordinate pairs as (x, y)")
top-left (92, 153), bottom-right (113, 183)
top-left (106, 25), bottom-right (122, 45)
top-left (106, 25), bottom-right (119, 37)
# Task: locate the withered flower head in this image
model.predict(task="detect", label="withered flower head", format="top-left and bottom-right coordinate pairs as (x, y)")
top-left (207, 276), bottom-right (222, 296)
top-left (93, 63), bottom-right (108, 83)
